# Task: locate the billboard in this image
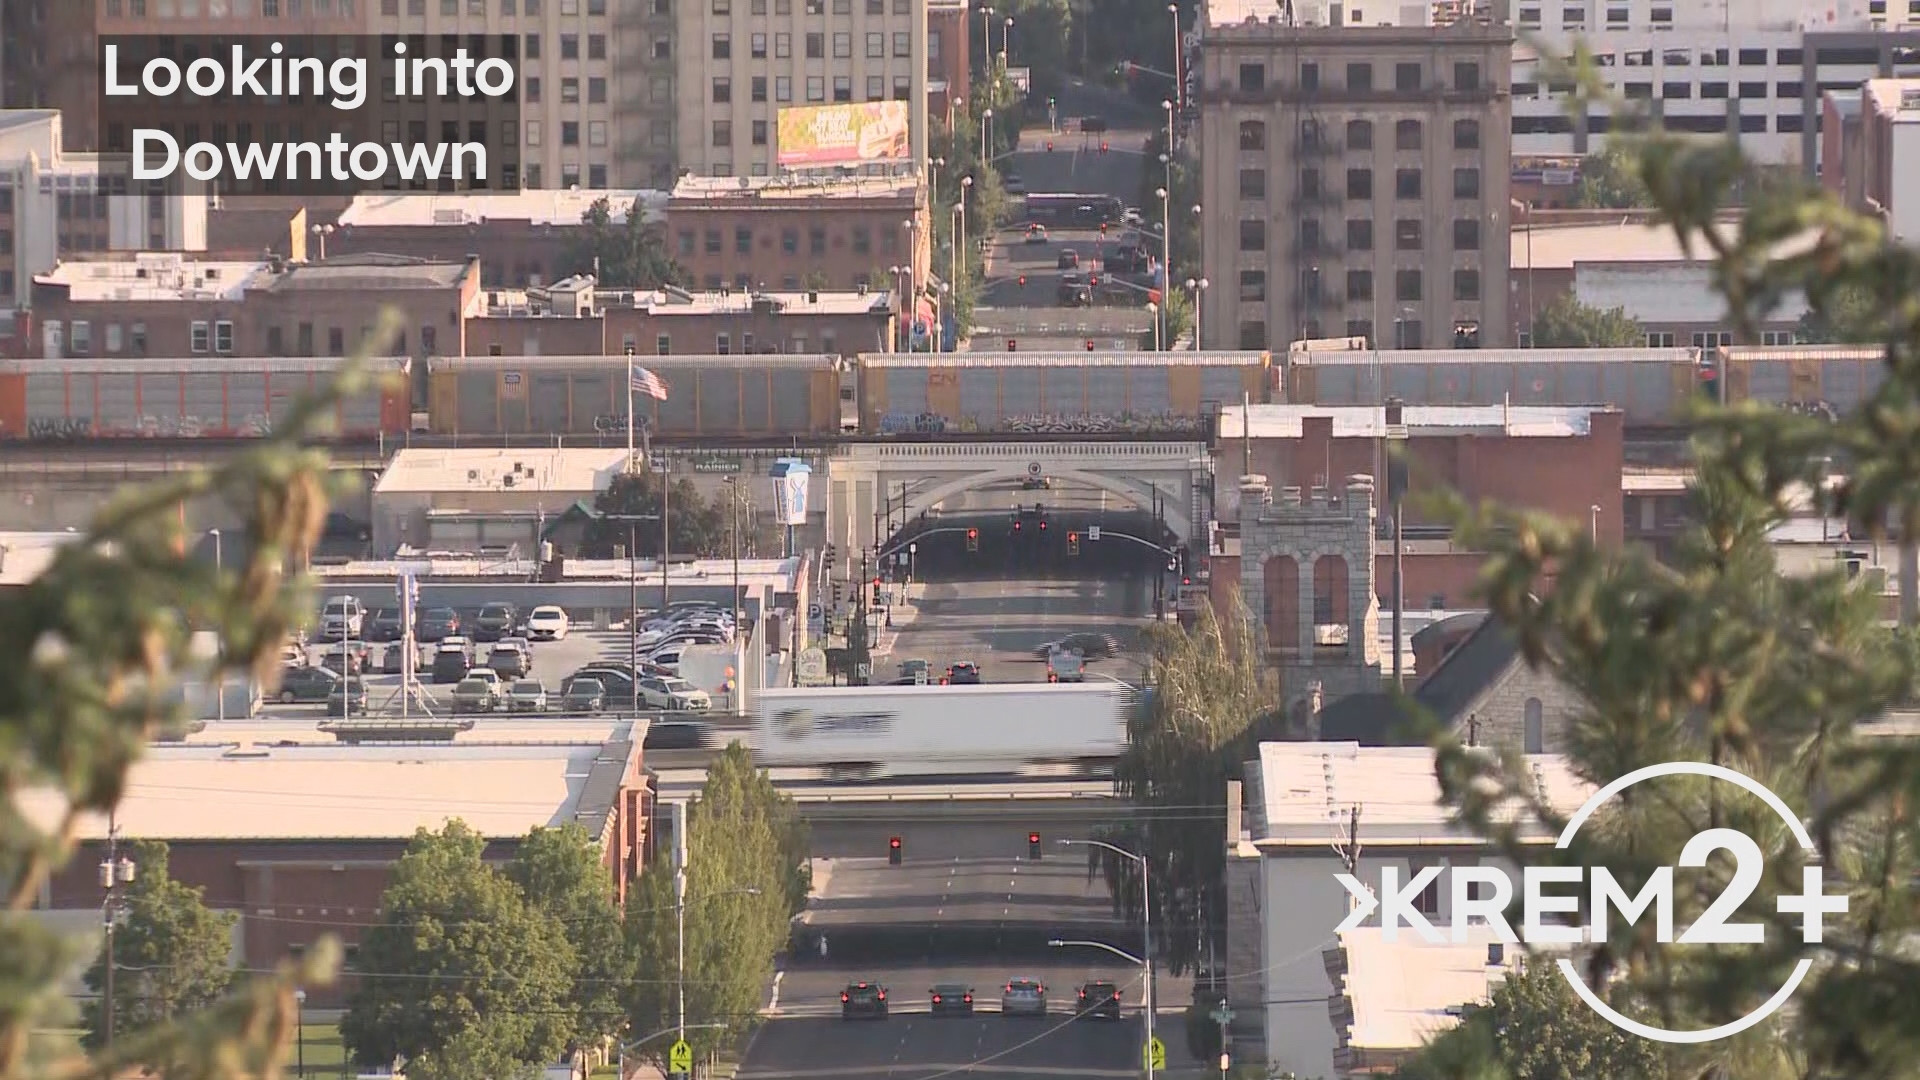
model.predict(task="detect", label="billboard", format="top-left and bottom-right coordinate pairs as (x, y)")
top-left (770, 458), bottom-right (812, 526)
top-left (776, 102), bottom-right (910, 168)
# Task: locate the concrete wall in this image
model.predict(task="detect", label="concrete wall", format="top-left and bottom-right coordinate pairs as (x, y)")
top-left (1237, 476), bottom-right (1384, 706)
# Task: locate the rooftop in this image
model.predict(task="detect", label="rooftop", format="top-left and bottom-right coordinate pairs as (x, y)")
top-left (1513, 221), bottom-right (1819, 271)
top-left (1863, 77), bottom-right (1920, 120)
top-left (1250, 742), bottom-right (1593, 847)
top-left (670, 173), bottom-right (920, 204)
top-left (1288, 346), bottom-right (1699, 367)
top-left (254, 253), bottom-right (475, 293)
top-left (860, 350), bottom-right (1269, 368)
top-left (15, 729), bottom-right (640, 841)
top-left (1204, 0), bottom-right (1508, 32)
top-left (1333, 928), bottom-right (1527, 1060)
top-left (480, 286), bottom-right (895, 319)
top-left (311, 554), bottom-right (803, 588)
top-left (36, 255), bottom-right (265, 303)
top-left (0, 530), bottom-right (84, 587)
top-left (373, 447), bottom-right (630, 496)
top-left (1219, 403), bottom-right (1601, 440)
top-left (337, 189), bottom-right (669, 229)
top-left (177, 717), bottom-right (630, 746)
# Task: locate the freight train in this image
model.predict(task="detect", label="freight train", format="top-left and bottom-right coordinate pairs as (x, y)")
top-left (0, 345), bottom-right (1885, 442)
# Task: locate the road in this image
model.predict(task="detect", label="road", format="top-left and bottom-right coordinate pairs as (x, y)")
top-left (803, 856), bottom-right (1116, 933)
top-left (741, 1006), bottom-right (1156, 1079)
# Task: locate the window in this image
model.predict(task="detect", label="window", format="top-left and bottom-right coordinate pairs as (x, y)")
top-left (1345, 62), bottom-right (1372, 91)
top-left (1238, 63), bottom-right (1266, 92)
top-left (1239, 120), bottom-right (1266, 150)
top-left (893, 32), bottom-right (911, 57)
top-left (1701, 81), bottom-right (1728, 98)
top-left (1452, 218), bottom-right (1480, 250)
top-left (1395, 119), bottom-right (1422, 150)
top-left (752, 120), bottom-right (768, 145)
top-left (1239, 270), bottom-right (1266, 302)
top-left (1453, 167), bottom-right (1480, 198)
top-left (1777, 48), bottom-right (1803, 64)
top-left (1776, 81), bottom-right (1803, 98)
top-left (1239, 321), bottom-right (1268, 349)
top-left (1452, 119), bottom-right (1480, 150)
top-left (867, 75), bottom-right (884, 99)
top-left (563, 121), bottom-right (580, 145)
top-left (1738, 81), bottom-right (1767, 98)
top-left (807, 76), bottom-right (825, 101)
top-left (1346, 119), bottom-right (1372, 149)
top-left (1395, 218), bottom-right (1422, 250)
top-left (1394, 168), bottom-right (1421, 199)
top-left (752, 76), bottom-right (767, 101)
top-left (1663, 81), bottom-right (1691, 99)
top-left (781, 229), bottom-right (798, 254)
top-left (1739, 47), bottom-right (1768, 65)
top-left (834, 75), bottom-right (852, 101)
top-left (867, 32), bottom-right (884, 58)
top-left (1646, 331), bottom-right (1676, 347)
top-left (190, 321), bottom-right (211, 353)
top-left (1411, 860), bottom-right (1442, 915)
top-left (1395, 269), bottom-right (1422, 301)
top-left (712, 120), bottom-right (732, 146)
top-left (589, 34), bottom-right (606, 61)
top-left (1300, 168), bottom-right (1323, 197)
top-left (807, 33), bottom-right (824, 58)
top-left (1523, 698), bottom-right (1544, 753)
top-left (751, 33), bottom-right (767, 58)
top-left (775, 76), bottom-right (792, 101)
top-left (657, 334), bottom-right (672, 356)
top-left (1691, 330), bottom-right (1734, 348)
top-left (852, 227), bottom-right (871, 254)
top-left (1239, 168), bottom-right (1266, 199)
top-left (809, 227), bottom-right (827, 255)
top-left (1300, 62), bottom-right (1319, 91)
top-left (712, 76), bottom-right (731, 102)
top-left (1345, 269), bottom-right (1373, 300)
top-left (1453, 268), bottom-right (1480, 301)
top-left (1394, 62), bottom-right (1421, 91)
top-left (833, 32), bottom-right (851, 58)
top-left (735, 227), bottom-right (753, 254)
top-left (562, 34), bottom-right (580, 60)
top-left (1454, 61), bottom-right (1480, 90)
top-left (1778, 114), bottom-right (1804, 132)
top-left (1346, 218), bottom-right (1373, 250)
top-left (775, 33), bottom-right (791, 58)
top-left (1346, 168), bottom-right (1372, 199)
top-left (1239, 219), bottom-right (1267, 251)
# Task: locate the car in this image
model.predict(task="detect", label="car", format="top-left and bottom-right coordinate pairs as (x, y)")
top-left (1021, 475), bottom-right (1053, 490)
top-left (318, 642), bottom-right (369, 677)
top-left (1122, 206), bottom-right (1145, 227)
top-left (525, 605), bottom-right (571, 641)
top-left (639, 675), bottom-right (712, 711)
top-left (1062, 286), bottom-right (1092, 307)
top-left (451, 676), bottom-right (502, 713)
top-left (645, 721), bottom-right (710, 749)
top-left (379, 643), bottom-right (413, 674)
top-left (416, 607), bottom-right (462, 642)
top-left (279, 642), bottom-right (309, 669)
top-left (1001, 978), bottom-right (1047, 1017)
top-left (276, 665), bottom-right (339, 703)
top-left (569, 667), bottom-right (637, 702)
top-left (841, 982), bottom-right (889, 1020)
top-left (644, 647), bottom-right (688, 673)
top-left (488, 640), bottom-right (533, 679)
top-left (508, 680), bottom-right (549, 712)
top-left (946, 661), bottom-right (982, 685)
top-left (364, 609), bottom-right (404, 643)
top-left (929, 984), bottom-right (975, 1016)
top-left (1002, 171), bottom-right (1026, 194)
top-left (898, 658), bottom-right (932, 683)
top-left (473, 601), bottom-right (519, 642)
top-left (319, 595), bottom-right (365, 640)
top-left (1057, 249), bottom-right (1080, 269)
top-left (1024, 224), bottom-right (1049, 244)
top-left (1033, 633), bottom-right (1122, 661)
top-left (561, 677), bottom-right (606, 713)
top-left (1076, 981), bottom-right (1122, 1020)
top-left (326, 678), bottom-right (370, 717)
top-left (1047, 649), bottom-right (1086, 683)
top-left (431, 649), bottom-right (472, 684)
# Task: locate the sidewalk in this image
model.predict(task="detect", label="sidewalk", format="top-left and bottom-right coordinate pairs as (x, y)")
top-left (868, 582), bottom-right (926, 661)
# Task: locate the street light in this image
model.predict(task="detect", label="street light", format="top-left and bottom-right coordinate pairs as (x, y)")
top-left (930, 154), bottom-right (946, 205)
top-left (1155, 184), bottom-right (1171, 350)
top-left (208, 528), bottom-right (224, 722)
top-left (294, 990), bottom-right (307, 1076)
top-left (1057, 836), bottom-right (1154, 1077)
top-left (1145, 302), bottom-right (1162, 352)
top-left (981, 108), bottom-right (994, 165)
top-left (1186, 277), bottom-right (1209, 350)
top-left (1590, 503), bottom-right (1602, 543)
top-left (310, 222), bottom-right (335, 259)
top-left (980, 4), bottom-right (995, 67)
top-left (903, 219), bottom-right (919, 346)
top-left (99, 825), bottom-right (137, 1048)
top-left (1002, 14), bottom-right (1014, 65)
top-left (1168, 4), bottom-right (1183, 116)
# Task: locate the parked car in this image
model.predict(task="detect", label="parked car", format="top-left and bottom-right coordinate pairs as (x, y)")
top-left (432, 640), bottom-right (475, 684)
top-left (451, 677), bottom-right (502, 713)
top-left (639, 675), bottom-right (712, 711)
top-left (279, 642), bottom-right (309, 669)
top-left (946, 661), bottom-right (983, 685)
top-left (645, 647), bottom-right (688, 673)
top-left (320, 595), bottom-right (365, 640)
top-left (567, 667), bottom-right (636, 702)
top-left (929, 984), bottom-right (974, 1016)
top-left (379, 644), bottom-right (413, 674)
top-left (525, 605), bottom-right (571, 641)
top-left (1021, 475), bottom-right (1054, 490)
top-left (1076, 981), bottom-right (1122, 1020)
top-left (488, 640), bottom-right (532, 679)
top-left (416, 608), bottom-right (462, 642)
top-left (473, 601), bottom-right (519, 642)
top-left (276, 665), bottom-right (339, 703)
top-left (326, 679), bottom-right (370, 717)
top-left (1122, 206), bottom-right (1144, 227)
top-left (561, 677), bottom-right (606, 713)
top-left (1057, 249), bottom-right (1080, 269)
top-left (1001, 978), bottom-right (1047, 1017)
top-left (508, 680), bottom-right (549, 712)
top-left (841, 982), bottom-right (889, 1020)
top-left (898, 658), bottom-right (932, 683)
top-left (365, 609), bottom-right (404, 643)
top-left (318, 642), bottom-right (369, 677)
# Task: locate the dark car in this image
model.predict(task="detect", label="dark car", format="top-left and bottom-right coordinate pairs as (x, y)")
top-left (364, 609), bottom-right (404, 643)
top-left (1033, 633), bottom-right (1121, 661)
top-left (929, 984), bottom-right (974, 1016)
top-left (946, 661), bottom-right (983, 685)
top-left (318, 642), bottom-right (369, 677)
top-left (326, 678), bottom-right (370, 717)
top-left (841, 982), bottom-right (888, 1020)
top-left (1077, 981), bottom-right (1122, 1020)
top-left (645, 722), bottom-right (710, 750)
top-left (487, 640), bottom-right (532, 679)
top-left (473, 601), bottom-right (519, 642)
top-left (1057, 249), bottom-right (1080, 269)
top-left (416, 608), bottom-right (461, 642)
top-left (561, 677), bottom-right (607, 713)
top-left (566, 667), bottom-right (636, 703)
top-left (275, 665), bottom-right (339, 704)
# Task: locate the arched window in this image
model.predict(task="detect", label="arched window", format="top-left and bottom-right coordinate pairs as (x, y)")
top-left (1523, 698), bottom-right (1545, 753)
top-left (1312, 554), bottom-right (1349, 630)
top-left (1263, 556), bottom-right (1298, 650)
top-left (1239, 120), bottom-right (1266, 151)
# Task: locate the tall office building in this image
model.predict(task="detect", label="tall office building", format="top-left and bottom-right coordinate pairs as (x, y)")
top-left (1196, 0), bottom-right (1513, 351)
top-left (675, 0), bottom-right (930, 177)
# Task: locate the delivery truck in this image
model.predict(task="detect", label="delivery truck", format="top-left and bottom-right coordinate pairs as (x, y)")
top-left (752, 683), bottom-right (1132, 779)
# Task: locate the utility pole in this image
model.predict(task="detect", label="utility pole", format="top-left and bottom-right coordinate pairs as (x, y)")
top-left (1151, 483), bottom-right (1165, 621)
top-left (1386, 398), bottom-right (1407, 689)
top-left (99, 817), bottom-right (136, 1049)
top-left (673, 800), bottom-right (689, 1064)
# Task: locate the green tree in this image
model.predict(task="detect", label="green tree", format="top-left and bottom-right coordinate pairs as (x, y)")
top-left (562, 196), bottom-right (683, 289)
top-left (1006, 0), bottom-right (1073, 99)
top-left (1571, 145), bottom-right (1649, 209)
top-left (1528, 292), bottom-right (1644, 348)
top-left (506, 824), bottom-right (630, 1051)
top-left (622, 744), bottom-right (806, 1067)
top-left (80, 841), bottom-right (238, 1051)
top-left (1396, 961), bottom-right (1664, 1080)
top-left (582, 471), bottom-right (728, 559)
top-left (1099, 602), bottom-right (1278, 976)
top-left (341, 821), bottom-right (573, 1073)
top-left (1796, 280), bottom-right (1879, 344)
top-left (1139, 128), bottom-right (1199, 284)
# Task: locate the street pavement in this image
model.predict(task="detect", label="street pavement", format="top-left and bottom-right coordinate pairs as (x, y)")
top-left (801, 856), bottom-right (1116, 931)
top-left (738, 1009), bottom-right (1157, 1080)
top-left (886, 575), bottom-right (1151, 685)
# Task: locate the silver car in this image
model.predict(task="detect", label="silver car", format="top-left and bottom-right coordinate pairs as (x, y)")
top-left (1001, 978), bottom-right (1047, 1017)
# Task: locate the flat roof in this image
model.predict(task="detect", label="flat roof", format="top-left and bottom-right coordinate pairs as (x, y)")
top-left (338, 189), bottom-right (669, 229)
top-left (36, 256), bottom-right (264, 302)
top-left (1513, 222), bottom-right (1820, 270)
top-left (1864, 77), bottom-right (1920, 120)
top-left (16, 732), bottom-right (639, 841)
top-left (670, 174), bottom-right (919, 204)
top-left (1291, 346), bottom-right (1698, 366)
top-left (0, 530), bottom-right (84, 587)
top-left (860, 350), bottom-right (1268, 368)
top-left (428, 353), bottom-right (840, 373)
top-left (175, 717), bottom-right (632, 746)
top-left (312, 554), bottom-right (803, 587)
top-left (481, 287), bottom-right (894, 318)
top-left (1219, 404), bottom-right (1600, 440)
top-left (258, 256), bottom-right (472, 293)
top-left (373, 447), bottom-right (630, 495)
top-left (1251, 742), bottom-right (1593, 847)
top-left (1336, 928), bottom-right (1528, 1053)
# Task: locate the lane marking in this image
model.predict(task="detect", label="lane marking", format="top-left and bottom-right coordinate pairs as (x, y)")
top-left (766, 970), bottom-right (785, 1014)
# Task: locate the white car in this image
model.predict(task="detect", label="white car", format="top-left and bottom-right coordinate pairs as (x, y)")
top-left (639, 675), bottom-right (712, 711)
top-left (644, 646), bottom-right (687, 672)
top-left (525, 605), bottom-right (571, 641)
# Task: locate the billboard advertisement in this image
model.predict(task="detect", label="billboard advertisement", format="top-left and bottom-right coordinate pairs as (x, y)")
top-left (770, 458), bottom-right (812, 526)
top-left (776, 102), bottom-right (910, 167)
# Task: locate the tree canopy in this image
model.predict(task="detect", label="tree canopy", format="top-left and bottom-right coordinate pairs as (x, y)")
top-left (1571, 144), bottom-right (1650, 209)
top-left (81, 840), bottom-right (238, 1051)
top-left (1528, 292), bottom-right (1645, 348)
top-left (506, 823), bottom-right (630, 1051)
top-left (582, 471), bottom-right (731, 560)
top-left (560, 196), bottom-right (683, 289)
top-left (1396, 961), bottom-right (1665, 1080)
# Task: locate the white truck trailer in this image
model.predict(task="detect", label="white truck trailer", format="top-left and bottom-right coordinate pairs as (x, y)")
top-left (752, 683), bottom-right (1132, 779)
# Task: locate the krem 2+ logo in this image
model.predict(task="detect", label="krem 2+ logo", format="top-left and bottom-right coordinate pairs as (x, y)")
top-left (1332, 762), bottom-right (1848, 1044)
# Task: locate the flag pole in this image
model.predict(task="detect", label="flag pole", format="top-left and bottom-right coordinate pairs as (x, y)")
top-left (625, 345), bottom-right (637, 473)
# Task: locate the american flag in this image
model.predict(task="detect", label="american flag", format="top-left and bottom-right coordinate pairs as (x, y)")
top-left (630, 366), bottom-right (669, 401)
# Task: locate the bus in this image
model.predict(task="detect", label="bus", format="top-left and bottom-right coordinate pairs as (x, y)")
top-left (1021, 193), bottom-right (1124, 227)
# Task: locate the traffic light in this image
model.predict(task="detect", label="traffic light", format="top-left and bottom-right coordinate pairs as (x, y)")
top-left (1090, 274), bottom-right (1099, 286)
top-left (1099, 222), bottom-right (1108, 235)
top-left (966, 527), bottom-right (979, 552)
top-left (1099, 140), bottom-right (1109, 153)
top-left (824, 544), bottom-right (836, 572)
top-left (1012, 517), bottom-right (1022, 532)
top-left (1038, 519), bottom-right (1048, 531)
top-left (1067, 531), bottom-right (1080, 555)
top-left (871, 576), bottom-right (882, 604)
top-left (1085, 339), bottom-right (1095, 351)
top-left (1166, 555), bottom-right (1178, 572)
top-left (1046, 140), bottom-right (1054, 151)
top-left (889, 836), bottom-right (903, 865)
top-left (1018, 274), bottom-right (1027, 286)
top-left (1028, 832), bottom-right (1043, 860)
top-left (1006, 338), bottom-right (1017, 351)
top-left (831, 580), bottom-right (843, 604)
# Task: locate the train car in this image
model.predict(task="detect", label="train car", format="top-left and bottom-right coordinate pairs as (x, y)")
top-left (1717, 344), bottom-right (1887, 412)
top-left (425, 354), bottom-right (843, 439)
top-left (1285, 347), bottom-right (1700, 427)
top-left (0, 356), bottom-right (411, 441)
top-left (858, 350), bottom-right (1271, 436)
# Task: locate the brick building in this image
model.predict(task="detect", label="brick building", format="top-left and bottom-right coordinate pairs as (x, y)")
top-left (927, 0), bottom-right (973, 122)
top-left (31, 253), bottom-right (482, 371)
top-left (29, 722), bottom-right (655, 1010)
top-left (666, 174), bottom-right (931, 293)
top-left (1823, 79), bottom-right (1920, 246)
top-left (468, 275), bottom-right (897, 359)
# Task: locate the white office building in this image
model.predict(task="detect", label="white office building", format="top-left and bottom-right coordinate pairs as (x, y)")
top-left (1510, 0), bottom-right (1920, 167)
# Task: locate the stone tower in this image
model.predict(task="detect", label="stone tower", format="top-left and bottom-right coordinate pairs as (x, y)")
top-left (1237, 473), bottom-right (1384, 712)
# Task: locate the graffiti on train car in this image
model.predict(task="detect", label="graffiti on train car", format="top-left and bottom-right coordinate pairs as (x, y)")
top-left (878, 412), bottom-right (953, 434)
top-left (1781, 400), bottom-right (1839, 421)
top-left (27, 417), bottom-right (93, 440)
top-left (876, 410), bottom-right (1206, 436)
top-left (24, 413), bottom-right (280, 440)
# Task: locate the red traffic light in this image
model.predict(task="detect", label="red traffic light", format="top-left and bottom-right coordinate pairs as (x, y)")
top-left (1006, 338), bottom-right (1017, 351)
top-left (1013, 520), bottom-right (1022, 531)
top-left (967, 528), bottom-right (978, 538)
top-left (889, 836), bottom-right (902, 848)
top-left (1085, 339), bottom-right (1095, 351)
top-left (1046, 140), bottom-right (1054, 151)
top-left (1018, 274), bottom-right (1027, 286)
top-left (1039, 520), bottom-right (1048, 530)
top-left (872, 576), bottom-right (881, 586)
top-left (1100, 140), bottom-right (1109, 152)
top-left (1090, 275), bottom-right (1099, 286)
top-left (1029, 832), bottom-right (1040, 844)
top-left (1068, 532), bottom-right (1078, 542)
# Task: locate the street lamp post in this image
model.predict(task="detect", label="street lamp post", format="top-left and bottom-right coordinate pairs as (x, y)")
top-left (1168, 3), bottom-right (1183, 116)
top-left (979, 5), bottom-right (994, 67)
top-left (903, 219), bottom-right (919, 347)
top-left (981, 109), bottom-right (994, 166)
top-left (294, 990), bottom-right (307, 1076)
top-left (1058, 838), bottom-right (1153, 1076)
top-left (1155, 184), bottom-right (1171, 350)
top-left (929, 154), bottom-right (945, 207)
top-left (208, 528), bottom-right (224, 722)
top-left (1145, 302), bottom-right (1162, 352)
top-left (724, 477), bottom-right (742, 646)
top-left (99, 822), bottom-right (137, 1049)
top-left (608, 513), bottom-right (663, 711)
top-left (1590, 503), bottom-right (1602, 544)
top-left (1185, 277), bottom-right (1208, 349)
top-left (1002, 15), bottom-right (1013, 65)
